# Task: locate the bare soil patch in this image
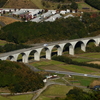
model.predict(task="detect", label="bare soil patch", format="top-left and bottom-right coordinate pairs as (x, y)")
top-left (88, 61), bottom-right (100, 65)
top-left (90, 80), bottom-right (100, 88)
top-left (0, 16), bottom-right (21, 25)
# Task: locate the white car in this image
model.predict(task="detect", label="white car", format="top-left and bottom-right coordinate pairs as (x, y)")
top-left (84, 74), bottom-right (87, 76)
top-left (43, 44), bottom-right (48, 47)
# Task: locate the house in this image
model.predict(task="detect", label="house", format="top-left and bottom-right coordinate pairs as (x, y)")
top-left (41, 11), bottom-right (52, 18)
top-left (0, 9), bottom-right (3, 13)
top-left (64, 14), bottom-right (74, 19)
top-left (12, 9), bottom-right (26, 15)
top-left (48, 10), bottom-right (56, 14)
top-left (60, 10), bottom-right (66, 14)
top-left (72, 10), bottom-right (75, 13)
top-left (29, 9), bottom-right (42, 18)
top-left (0, 8), bottom-right (15, 14)
top-left (66, 9), bottom-right (70, 13)
top-left (93, 85), bottom-right (100, 91)
top-left (30, 17), bottom-right (42, 23)
top-left (46, 75), bottom-right (58, 79)
top-left (45, 14), bottom-right (62, 22)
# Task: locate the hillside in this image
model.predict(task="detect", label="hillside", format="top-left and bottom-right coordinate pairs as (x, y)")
top-left (3, 0), bottom-right (38, 9)
top-left (0, 18), bottom-right (88, 44)
top-left (0, 60), bottom-right (44, 93)
top-left (2, 0), bottom-right (72, 10)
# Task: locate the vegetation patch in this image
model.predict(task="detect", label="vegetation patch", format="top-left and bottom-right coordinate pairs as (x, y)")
top-left (67, 75), bottom-right (97, 86)
top-left (0, 40), bottom-right (8, 46)
top-left (36, 85), bottom-right (73, 100)
top-left (77, 1), bottom-right (99, 11)
top-left (72, 57), bottom-right (93, 62)
top-left (30, 60), bottom-right (100, 75)
top-left (0, 96), bottom-right (9, 100)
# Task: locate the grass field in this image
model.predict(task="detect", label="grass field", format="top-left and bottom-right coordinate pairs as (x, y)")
top-left (0, 96), bottom-right (9, 100)
top-left (53, 75), bottom-right (97, 86)
top-left (36, 85), bottom-right (73, 100)
top-left (72, 57), bottom-right (93, 62)
top-left (8, 94), bottom-right (34, 100)
top-left (0, 94), bottom-right (34, 100)
top-left (67, 75), bottom-right (97, 86)
top-left (77, 1), bottom-right (99, 12)
top-left (30, 59), bottom-right (100, 75)
top-left (75, 52), bottom-right (100, 58)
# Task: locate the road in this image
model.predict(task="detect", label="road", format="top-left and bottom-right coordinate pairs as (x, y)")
top-left (45, 69), bottom-right (100, 78)
top-left (25, 64), bottom-right (100, 79)
top-left (25, 63), bottom-right (40, 72)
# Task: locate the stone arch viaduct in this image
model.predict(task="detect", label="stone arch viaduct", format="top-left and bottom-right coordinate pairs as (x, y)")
top-left (0, 36), bottom-right (100, 63)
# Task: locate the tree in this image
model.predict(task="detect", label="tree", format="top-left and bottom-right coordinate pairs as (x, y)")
top-left (70, 2), bottom-right (78, 9)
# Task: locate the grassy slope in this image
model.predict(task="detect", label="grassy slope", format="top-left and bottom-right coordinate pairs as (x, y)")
top-left (3, 0), bottom-right (38, 8)
top-left (31, 0), bottom-right (43, 8)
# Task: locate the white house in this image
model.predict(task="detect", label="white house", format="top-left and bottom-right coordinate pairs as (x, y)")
top-left (45, 14), bottom-right (62, 22)
top-left (72, 10), bottom-right (75, 13)
top-left (41, 11), bottom-right (52, 18)
top-left (12, 9), bottom-right (25, 15)
top-left (66, 9), bottom-right (70, 13)
top-left (48, 10), bottom-right (56, 14)
top-left (29, 9), bottom-right (42, 18)
top-left (30, 17), bottom-right (42, 23)
top-left (0, 9), bottom-right (3, 13)
top-left (60, 10), bottom-right (66, 14)
top-left (64, 14), bottom-right (74, 19)
top-left (0, 8), bottom-right (15, 14)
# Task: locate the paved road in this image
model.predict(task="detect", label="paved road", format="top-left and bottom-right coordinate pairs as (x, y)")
top-left (45, 70), bottom-right (100, 78)
top-left (25, 64), bottom-right (100, 79)
top-left (25, 63), bottom-right (40, 72)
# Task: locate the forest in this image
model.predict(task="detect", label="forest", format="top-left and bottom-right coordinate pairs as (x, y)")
top-left (84, 0), bottom-right (100, 10)
top-left (0, 60), bottom-right (44, 93)
top-left (0, 13), bottom-right (100, 44)
top-left (0, 43), bottom-right (31, 53)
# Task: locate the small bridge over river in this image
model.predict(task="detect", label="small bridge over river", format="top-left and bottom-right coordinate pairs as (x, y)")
top-left (0, 36), bottom-right (100, 63)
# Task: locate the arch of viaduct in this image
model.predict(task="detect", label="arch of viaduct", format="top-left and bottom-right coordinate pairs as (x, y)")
top-left (0, 36), bottom-right (100, 63)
